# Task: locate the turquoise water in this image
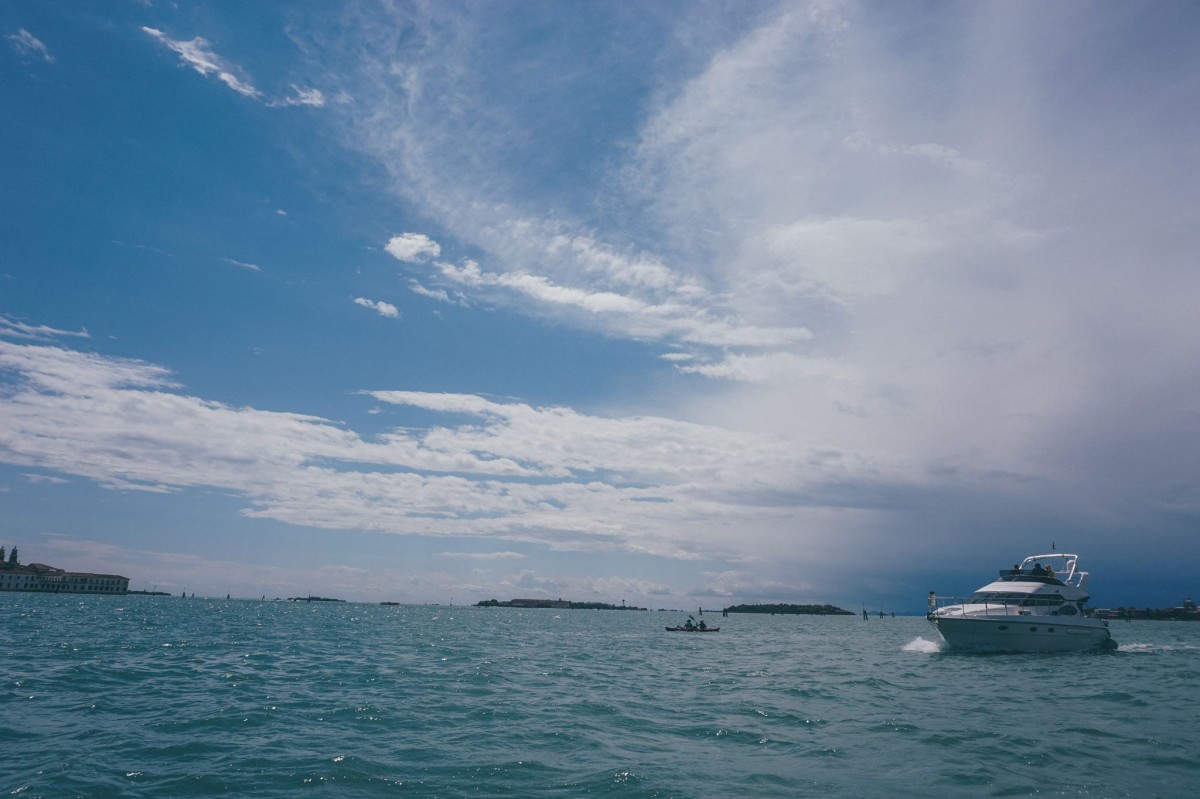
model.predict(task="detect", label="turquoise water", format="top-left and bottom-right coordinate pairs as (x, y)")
top-left (2, 595), bottom-right (1197, 798)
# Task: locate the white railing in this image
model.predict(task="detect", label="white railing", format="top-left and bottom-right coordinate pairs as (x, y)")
top-left (1014, 554), bottom-right (1087, 589)
top-left (927, 596), bottom-right (1026, 619)
top-left (927, 594), bottom-right (1083, 619)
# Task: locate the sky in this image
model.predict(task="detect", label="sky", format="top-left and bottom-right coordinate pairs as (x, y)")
top-left (2, 1), bottom-right (1199, 612)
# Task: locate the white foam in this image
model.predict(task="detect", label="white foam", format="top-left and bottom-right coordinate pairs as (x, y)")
top-left (1117, 642), bottom-right (1200, 653)
top-left (903, 636), bottom-right (943, 653)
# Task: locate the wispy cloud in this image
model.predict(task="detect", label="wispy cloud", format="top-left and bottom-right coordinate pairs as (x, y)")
top-left (21, 473), bottom-right (70, 485)
top-left (438, 551), bottom-right (526, 560)
top-left (407, 280), bottom-right (457, 305)
top-left (272, 85), bottom-right (326, 108)
top-left (11, 3), bottom-right (1197, 604)
top-left (142, 27), bottom-right (261, 99)
top-left (0, 315), bottom-right (89, 342)
top-left (6, 29), bottom-right (53, 63)
top-left (387, 236), bottom-right (812, 350)
top-left (347, 12), bottom-right (825, 370)
top-left (142, 27), bottom-right (323, 108)
top-left (0, 339), bottom-right (916, 566)
top-left (222, 257), bottom-right (261, 272)
top-left (353, 297), bottom-right (400, 318)
top-left (280, 1), bottom-right (1200, 591)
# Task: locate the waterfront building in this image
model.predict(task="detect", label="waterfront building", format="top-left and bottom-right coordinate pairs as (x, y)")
top-left (0, 557), bottom-right (129, 595)
top-left (505, 598), bottom-right (571, 609)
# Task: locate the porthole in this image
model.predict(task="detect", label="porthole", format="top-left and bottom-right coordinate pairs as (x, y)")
top-left (1029, 626), bottom-right (1038, 632)
top-left (997, 625), bottom-right (1009, 631)
top-left (1048, 628), bottom-right (1055, 633)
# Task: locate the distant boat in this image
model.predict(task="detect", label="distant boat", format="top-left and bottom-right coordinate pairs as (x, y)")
top-left (666, 616), bottom-right (718, 632)
top-left (665, 626), bottom-right (720, 632)
top-left (927, 552), bottom-right (1116, 653)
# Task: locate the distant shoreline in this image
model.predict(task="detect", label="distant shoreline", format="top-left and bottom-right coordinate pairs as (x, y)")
top-left (476, 598), bottom-right (646, 610)
top-left (723, 603), bottom-right (854, 616)
top-left (1091, 607), bottom-right (1199, 622)
top-left (475, 599), bottom-right (855, 615)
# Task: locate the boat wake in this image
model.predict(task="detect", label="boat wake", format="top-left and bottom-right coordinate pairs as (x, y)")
top-left (902, 636), bottom-right (942, 654)
top-left (1117, 642), bottom-right (1200, 654)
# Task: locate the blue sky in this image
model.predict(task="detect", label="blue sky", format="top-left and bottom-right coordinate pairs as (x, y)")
top-left (3, 1), bottom-right (1198, 611)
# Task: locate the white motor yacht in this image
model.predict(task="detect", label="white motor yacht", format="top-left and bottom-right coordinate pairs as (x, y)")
top-left (927, 553), bottom-right (1116, 652)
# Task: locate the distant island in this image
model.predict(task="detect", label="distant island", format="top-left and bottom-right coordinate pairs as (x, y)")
top-left (723, 603), bottom-right (854, 616)
top-left (477, 598), bottom-right (647, 610)
top-left (475, 598), bottom-right (853, 614)
top-left (1091, 598), bottom-right (1199, 621)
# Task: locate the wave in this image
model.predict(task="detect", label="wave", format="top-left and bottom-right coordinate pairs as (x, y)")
top-left (902, 636), bottom-right (942, 653)
top-left (1118, 642), bottom-right (1200, 653)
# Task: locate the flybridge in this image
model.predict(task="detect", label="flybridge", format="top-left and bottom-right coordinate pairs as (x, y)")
top-left (994, 553), bottom-right (1090, 590)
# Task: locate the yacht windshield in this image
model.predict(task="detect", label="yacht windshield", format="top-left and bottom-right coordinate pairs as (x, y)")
top-left (969, 592), bottom-right (1065, 606)
top-left (970, 592), bottom-right (1027, 602)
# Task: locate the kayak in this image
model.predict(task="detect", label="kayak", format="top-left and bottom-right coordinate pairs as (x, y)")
top-left (665, 626), bottom-right (720, 632)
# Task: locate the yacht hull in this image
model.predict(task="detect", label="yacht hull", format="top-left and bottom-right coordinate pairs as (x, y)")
top-left (928, 616), bottom-right (1114, 653)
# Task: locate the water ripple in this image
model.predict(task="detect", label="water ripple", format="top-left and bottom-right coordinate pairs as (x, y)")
top-left (2, 598), bottom-right (1198, 797)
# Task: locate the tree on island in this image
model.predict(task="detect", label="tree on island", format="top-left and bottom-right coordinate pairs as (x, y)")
top-left (723, 603), bottom-right (854, 616)
top-left (474, 598), bottom-right (647, 610)
top-left (6, 546), bottom-right (16, 565)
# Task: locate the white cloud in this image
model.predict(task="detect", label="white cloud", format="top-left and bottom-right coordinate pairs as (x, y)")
top-left (222, 257), bottom-right (261, 272)
top-left (352, 44), bottom-right (817, 361)
top-left (142, 27), bottom-right (262, 99)
top-left (546, 233), bottom-right (698, 294)
top-left (385, 232), bottom-right (442, 262)
top-left (142, 28), bottom-right (326, 110)
top-left (15, 4), bottom-right (1193, 604)
top-left (353, 297), bottom-right (400, 318)
top-left (0, 315), bottom-right (89, 342)
top-left (290, 1), bottom-right (1200, 596)
top-left (21, 473), bottom-right (70, 484)
top-left (675, 352), bottom-right (840, 384)
top-left (407, 280), bottom-right (456, 305)
top-left (415, 252), bottom-right (811, 350)
top-left (272, 85), bottom-right (326, 108)
top-left (6, 29), bottom-right (53, 63)
top-left (438, 551), bottom-right (526, 560)
top-left (0, 340), bottom-right (921, 566)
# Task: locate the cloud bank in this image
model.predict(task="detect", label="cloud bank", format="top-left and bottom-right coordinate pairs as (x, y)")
top-left (8, 2), bottom-right (1200, 605)
top-left (0, 335), bottom-right (916, 569)
top-left (320, 1), bottom-right (1200, 581)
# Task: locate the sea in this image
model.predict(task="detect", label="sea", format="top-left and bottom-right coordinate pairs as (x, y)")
top-left (2, 595), bottom-right (1197, 798)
